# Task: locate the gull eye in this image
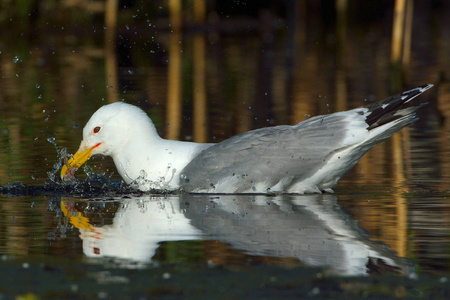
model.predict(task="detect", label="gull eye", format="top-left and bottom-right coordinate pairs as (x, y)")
top-left (93, 126), bottom-right (101, 134)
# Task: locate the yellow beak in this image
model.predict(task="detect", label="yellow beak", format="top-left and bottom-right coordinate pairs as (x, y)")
top-left (60, 145), bottom-right (94, 180)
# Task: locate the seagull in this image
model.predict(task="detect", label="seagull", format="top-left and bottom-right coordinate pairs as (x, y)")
top-left (61, 84), bottom-right (433, 193)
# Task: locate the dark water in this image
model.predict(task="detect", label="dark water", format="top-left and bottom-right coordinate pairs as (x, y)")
top-left (0, 0), bottom-right (450, 298)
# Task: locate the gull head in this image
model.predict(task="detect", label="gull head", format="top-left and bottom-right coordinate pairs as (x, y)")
top-left (60, 102), bottom-right (157, 180)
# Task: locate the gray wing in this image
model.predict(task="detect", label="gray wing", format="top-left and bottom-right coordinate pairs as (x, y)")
top-left (180, 84), bottom-right (432, 193)
top-left (180, 112), bottom-right (356, 192)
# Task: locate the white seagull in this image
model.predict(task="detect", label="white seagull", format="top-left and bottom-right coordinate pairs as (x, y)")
top-left (61, 84), bottom-right (433, 193)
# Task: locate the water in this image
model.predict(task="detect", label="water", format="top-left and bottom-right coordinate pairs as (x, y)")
top-left (1, 1), bottom-right (450, 297)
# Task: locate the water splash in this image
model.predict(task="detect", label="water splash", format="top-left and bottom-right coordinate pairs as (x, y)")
top-left (1, 137), bottom-right (169, 198)
top-left (42, 136), bottom-right (130, 195)
top-left (46, 135), bottom-right (70, 184)
top-left (129, 170), bottom-right (171, 193)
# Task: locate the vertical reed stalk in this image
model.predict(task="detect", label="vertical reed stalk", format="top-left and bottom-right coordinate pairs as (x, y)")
top-left (166, 0), bottom-right (183, 140)
top-left (104, 0), bottom-right (119, 103)
top-left (193, 1), bottom-right (207, 143)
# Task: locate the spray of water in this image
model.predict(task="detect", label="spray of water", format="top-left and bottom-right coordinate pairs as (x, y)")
top-left (0, 136), bottom-right (171, 197)
top-left (46, 135), bottom-right (72, 184)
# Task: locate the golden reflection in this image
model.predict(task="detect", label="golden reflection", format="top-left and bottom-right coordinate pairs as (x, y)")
top-left (402, 0), bottom-right (414, 69)
top-left (347, 130), bottom-right (411, 258)
top-left (166, 0), bottom-right (183, 140)
top-left (193, 1), bottom-right (207, 143)
top-left (166, 33), bottom-right (183, 140)
top-left (391, 0), bottom-right (407, 64)
top-left (390, 0), bottom-right (414, 86)
top-left (391, 132), bottom-right (408, 257)
top-left (169, 0), bottom-right (182, 31)
top-left (104, 0), bottom-right (119, 103)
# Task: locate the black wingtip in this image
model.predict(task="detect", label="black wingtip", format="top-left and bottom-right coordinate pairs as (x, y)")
top-left (401, 84), bottom-right (434, 103)
top-left (365, 84), bottom-right (433, 129)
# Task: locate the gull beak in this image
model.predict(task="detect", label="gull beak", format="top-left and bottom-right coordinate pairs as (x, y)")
top-left (60, 142), bottom-right (96, 180)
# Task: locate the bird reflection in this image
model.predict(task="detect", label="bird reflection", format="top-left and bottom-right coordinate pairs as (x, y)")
top-left (60, 194), bottom-right (411, 276)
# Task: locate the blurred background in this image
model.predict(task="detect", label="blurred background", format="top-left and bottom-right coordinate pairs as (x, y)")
top-left (0, 0), bottom-right (449, 275)
top-left (1, 0), bottom-right (449, 189)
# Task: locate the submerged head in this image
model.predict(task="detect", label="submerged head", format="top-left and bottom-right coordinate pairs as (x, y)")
top-left (61, 102), bottom-right (157, 180)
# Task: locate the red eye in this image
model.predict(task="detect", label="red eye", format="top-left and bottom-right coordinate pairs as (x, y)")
top-left (93, 126), bottom-right (101, 134)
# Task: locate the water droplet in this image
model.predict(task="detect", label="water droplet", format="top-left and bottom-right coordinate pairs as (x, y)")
top-left (47, 136), bottom-right (56, 145)
top-left (35, 83), bottom-right (41, 88)
top-left (127, 70), bottom-right (133, 75)
top-left (13, 56), bottom-right (20, 63)
top-left (38, 94), bottom-right (42, 99)
top-left (72, 121), bottom-right (79, 129)
top-left (180, 174), bottom-right (186, 179)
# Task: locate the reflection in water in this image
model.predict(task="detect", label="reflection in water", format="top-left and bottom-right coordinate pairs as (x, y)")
top-left (61, 197), bottom-right (202, 262)
top-left (61, 194), bottom-right (410, 276)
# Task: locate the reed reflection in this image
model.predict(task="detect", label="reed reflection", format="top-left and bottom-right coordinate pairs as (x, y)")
top-left (104, 0), bottom-right (119, 104)
top-left (193, 0), bottom-right (208, 143)
top-left (61, 194), bottom-right (410, 276)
